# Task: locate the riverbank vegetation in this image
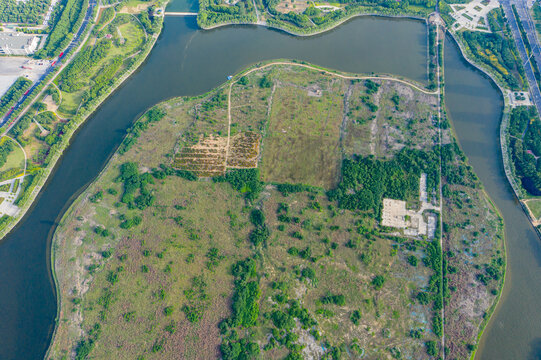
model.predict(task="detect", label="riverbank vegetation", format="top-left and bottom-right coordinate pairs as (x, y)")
top-left (507, 106), bottom-right (541, 196)
top-left (48, 63), bottom-right (503, 360)
top-left (504, 106), bottom-right (541, 225)
top-left (198, 0), bottom-right (435, 34)
top-left (453, 7), bottom-right (526, 90)
top-left (441, 140), bottom-right (505, 359)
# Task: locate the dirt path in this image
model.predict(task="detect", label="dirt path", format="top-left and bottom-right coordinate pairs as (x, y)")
top-left (435, 21), bottom-right (446, 360)
top-left (129, 13), bottom-right (148, 39)
top-left (236, 61), bottom-right (439, 95)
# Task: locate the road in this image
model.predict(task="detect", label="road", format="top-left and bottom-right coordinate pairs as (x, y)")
top-left (502, 0), bottom-right (541, 115)
top-left (163, 12), bottom-right (197, 16)
top-left (1, 0), bottom-right (98, 129)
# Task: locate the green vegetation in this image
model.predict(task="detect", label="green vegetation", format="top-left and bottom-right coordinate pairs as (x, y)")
top-left (328, 149), bottom-right (439, 217)
top-left (507, 106), bottom-right (541, 196)
top-left (0, 140), bottom-right (15, 170)
top-left (0, 0), bottom-right (164, 241)
top-left (441, 137), bottom-right (504, 359)
top-left (0, 0), bottom-right (49, 24)
top-left (58, 40), bottom-right (112, 92)
top-left (229, 258), bottom-right (261, 327)
top-left (199, 0), bottom-right (435, 34)
top-left (215, 168), bottom-right (263, 201)
top-left (198, 0), bottom-right (257, 28)
top-left (120, 107), bottom-right (166, 154)
top-left (118, 162), bottom-right (155, 210)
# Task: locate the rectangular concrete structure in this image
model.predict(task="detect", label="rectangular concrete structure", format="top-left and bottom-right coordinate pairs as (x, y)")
top-left (0, 33), bottom-right (40, 55)
top-left (381, 199), bottom-right (407, 228)
top-left (381, 173), bottom-right (441, 239)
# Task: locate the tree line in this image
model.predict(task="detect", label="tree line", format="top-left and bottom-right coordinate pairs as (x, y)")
top-left (328, 148), bottom-right (440, 218)
top-left (0, 140), bottom-right (15, 169)
top-left (58, 39), bottom-right (111, 92)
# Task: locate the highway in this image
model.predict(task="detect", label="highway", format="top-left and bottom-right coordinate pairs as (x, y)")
top-left (502, 0), bottom-right (541, 116)
top-left (1, 0), bottom-right (98, 128)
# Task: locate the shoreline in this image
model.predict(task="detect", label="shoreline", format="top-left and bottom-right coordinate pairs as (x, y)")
top-left (0, 2), bottom-right (101, 245)
top-left (194, 13), bottom-right (516, 357)
top-left (214, 15), bottom-right (513, 359)
top-left (0, 8), bottom-right (432, 245)
top-left (0, 34), bottom-right (162, 241)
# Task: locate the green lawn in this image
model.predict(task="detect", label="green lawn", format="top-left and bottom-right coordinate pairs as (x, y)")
top-left (527, 199), bottom-right (541, 219)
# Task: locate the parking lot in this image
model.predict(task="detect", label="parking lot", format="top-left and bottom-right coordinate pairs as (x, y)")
top-left (0, 57), bottom-right (50, 97)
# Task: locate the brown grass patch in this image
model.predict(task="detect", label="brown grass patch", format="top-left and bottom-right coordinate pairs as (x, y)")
top-left (226, 131), bottom-right (261, 168)
top-left (275, 0), bottom-right (310, 14)
top-left (173, 132), bottom-right (262, 176)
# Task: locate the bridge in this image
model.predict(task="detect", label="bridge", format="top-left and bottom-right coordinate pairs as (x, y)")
top-left (164, 12), bottom-right (198, 16)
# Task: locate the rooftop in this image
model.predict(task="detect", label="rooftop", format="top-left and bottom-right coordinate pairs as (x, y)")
top-left (0, 33), bottom-right (37, 49)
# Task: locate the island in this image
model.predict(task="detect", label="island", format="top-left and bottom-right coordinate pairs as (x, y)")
top-left (48, 62), bottom-right (504, 360)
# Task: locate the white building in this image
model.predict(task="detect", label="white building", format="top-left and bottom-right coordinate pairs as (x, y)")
top-left (0, 33), bottom-right (40, 55)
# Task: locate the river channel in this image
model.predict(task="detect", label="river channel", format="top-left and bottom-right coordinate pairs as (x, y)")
top-left (0, 9), bottom-right (537, 360)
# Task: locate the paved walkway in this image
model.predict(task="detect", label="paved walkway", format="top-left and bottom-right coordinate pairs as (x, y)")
top-left (449, 0), bottom-right (499, 32)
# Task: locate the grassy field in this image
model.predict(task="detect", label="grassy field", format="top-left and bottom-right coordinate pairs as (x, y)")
top-left (526, 199), bottom-right (541, 220)
top-left (261, 74), bottom-right (345, 188)
top-left (58, 90), bottom-right (84, 116)
top-left (49, 64), bottom-right (504, 360)
top-left (0, 137), bottom-right (24, 173)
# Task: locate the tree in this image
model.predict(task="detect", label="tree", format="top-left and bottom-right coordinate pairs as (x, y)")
top-left (372, 275), bottom-right (385, 290)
